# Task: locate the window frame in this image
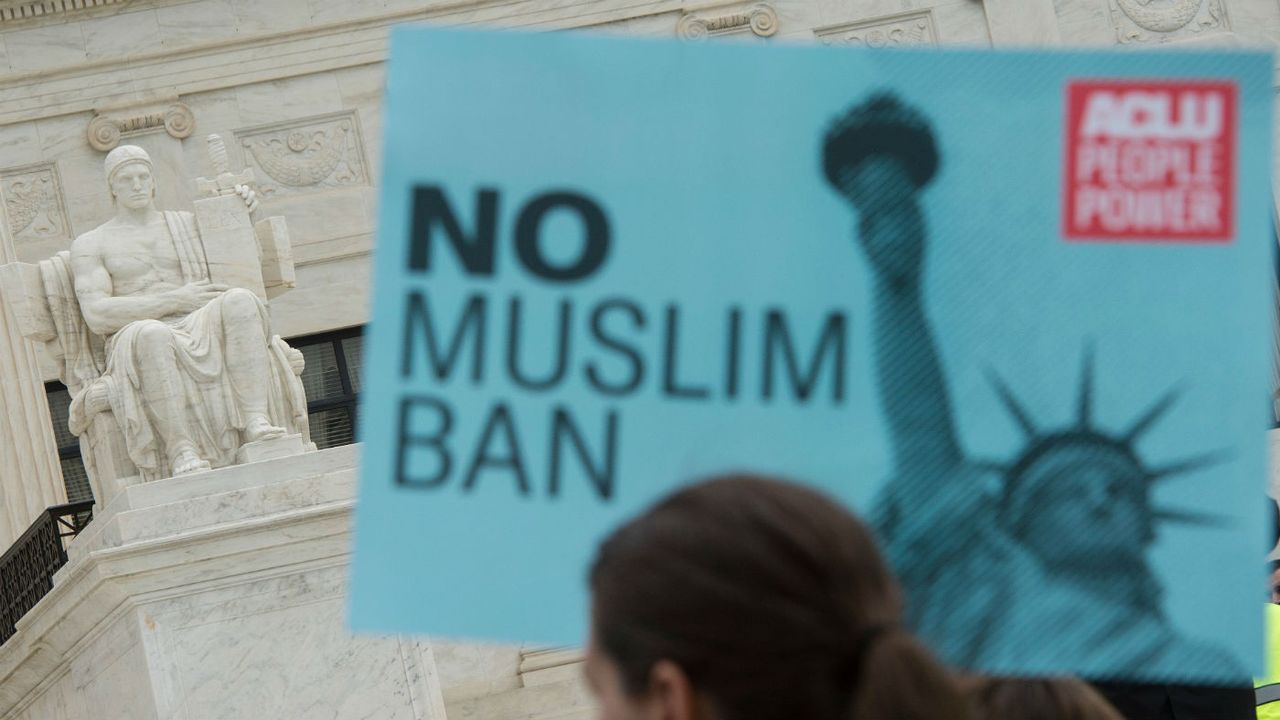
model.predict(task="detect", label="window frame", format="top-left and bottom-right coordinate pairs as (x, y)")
top-left (293, 325), bottom-right (364, 439)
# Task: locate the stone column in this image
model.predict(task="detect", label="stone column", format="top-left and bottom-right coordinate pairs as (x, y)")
top-left (983, 0), bottom-right (1062, 45)
top-left (0, 188), bottom-right (66, 548)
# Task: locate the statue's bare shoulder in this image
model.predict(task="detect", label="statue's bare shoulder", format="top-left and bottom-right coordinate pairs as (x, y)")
top-left (70, 225), bottom-right (106, 260)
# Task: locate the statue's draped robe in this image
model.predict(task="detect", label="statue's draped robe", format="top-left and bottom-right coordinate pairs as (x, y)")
top-left (872, 465), bottom-right (1242, 681)
top-left (69, 211), bottom-right (307, 480)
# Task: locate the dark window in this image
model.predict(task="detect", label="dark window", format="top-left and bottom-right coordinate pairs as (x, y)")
top-left (43, 383), bottom-right (92, 504)
top-left (295, 326), bottom-right (364, 449)
top-left (42, 326), bottom-right (366, 502)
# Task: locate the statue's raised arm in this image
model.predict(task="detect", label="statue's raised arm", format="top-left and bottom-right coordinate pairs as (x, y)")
top-left (822, 94), bottom-right (963, 482)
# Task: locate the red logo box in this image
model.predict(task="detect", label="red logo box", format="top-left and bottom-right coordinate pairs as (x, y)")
top-left (1064, 80), bottom-right (1236, 242)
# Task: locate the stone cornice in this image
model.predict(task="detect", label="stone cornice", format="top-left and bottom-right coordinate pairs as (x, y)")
top-left (0, 0), bottom-right (687, 126)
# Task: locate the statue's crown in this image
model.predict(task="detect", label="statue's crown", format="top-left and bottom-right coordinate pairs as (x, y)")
top-left (985, 345), bottom-right (1228, 535)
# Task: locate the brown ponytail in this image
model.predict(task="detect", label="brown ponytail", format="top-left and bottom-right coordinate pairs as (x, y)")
top-left (588, 474), bottom-right (970, 720)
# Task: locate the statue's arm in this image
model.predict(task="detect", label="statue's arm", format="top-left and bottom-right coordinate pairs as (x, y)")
top-left (69, 239), bottom-right (212, 336)
top-left (852, 165), bottom-right (964, 480)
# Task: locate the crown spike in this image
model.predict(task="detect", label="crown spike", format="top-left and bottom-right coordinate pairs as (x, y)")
top-left (1153, 507), bottom-right (1231, 528)
top-left (1077, 342), bottom-right (1095, 429)
top-left (986, 368), bottom-right (1037, 438)
top-left (1122, 385), bottom-right (1183, 444)
top-left (1147, 450), bottom-right (1231, 483)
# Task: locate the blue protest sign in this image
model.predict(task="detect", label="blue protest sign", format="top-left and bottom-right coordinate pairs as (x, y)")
top-left (352, 27), bottom-right (1273, 683)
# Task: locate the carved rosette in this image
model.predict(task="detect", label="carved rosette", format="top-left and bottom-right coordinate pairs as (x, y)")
top-left (815, 11), bottom-right (936, 47)
top-left (1109, 0), bottom-right (1229, 44)
top-left (86, 102), bottom-right (195, 152)
top-left (678, 3), bottom-right (777, 40)
top-left (235, 111), bottom-right (369, 198)
top-left (0, 163), bottom-right (70, 244)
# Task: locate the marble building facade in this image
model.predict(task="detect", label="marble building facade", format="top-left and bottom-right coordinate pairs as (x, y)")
top-left (0, 0), bottom-right (1276, 718)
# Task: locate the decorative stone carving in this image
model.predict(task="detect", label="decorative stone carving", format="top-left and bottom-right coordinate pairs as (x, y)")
top-left (86, 102), bottom-right (194, 152)
top-left (236, 111), bottom-right (369, 198)
top-left (815, 11), bottom-right (937, 47)
top-left (1109, 0), bottom-right (1229, 44)
top-left (0, 0), bottom-right (122, 24)
top-left (0, 142), bottom-right (313, 505)
top-left (0, 163), bottom-right (70, 244)
top-left (677, 3), bottom-right (777, 40)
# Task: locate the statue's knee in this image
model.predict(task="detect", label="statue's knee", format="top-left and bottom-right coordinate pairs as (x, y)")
top-left (133, 321), bottom-right (173, 354)
top-left (221, 287), bottom-right (260, 319)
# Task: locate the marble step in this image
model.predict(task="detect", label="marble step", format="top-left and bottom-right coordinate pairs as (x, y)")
top-left (447, 676), bottom-right (594, 720)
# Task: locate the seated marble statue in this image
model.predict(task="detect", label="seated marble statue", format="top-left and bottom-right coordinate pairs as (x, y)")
top-left (69, 145), bottom-right (303, 478)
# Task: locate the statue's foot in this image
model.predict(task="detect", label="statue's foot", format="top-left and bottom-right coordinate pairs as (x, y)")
top-left (171, 445), bottom-right (211, 475)
top-left (244, 415), bottom-right (287, 443)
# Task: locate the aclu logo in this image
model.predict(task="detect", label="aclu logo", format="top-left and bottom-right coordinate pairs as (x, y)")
top-left (1064, 80), bottom-right (1236, 242)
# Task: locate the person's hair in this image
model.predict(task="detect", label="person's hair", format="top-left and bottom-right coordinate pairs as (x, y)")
top-left (965, 676), bottom-right (1123, 720)
top-left (588, 474), bottom-right (970, 720)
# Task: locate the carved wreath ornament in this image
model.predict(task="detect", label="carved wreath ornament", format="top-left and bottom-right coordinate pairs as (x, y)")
top-left (242, 120), bottom-right (361, 191)
top-left (1115, 0), bottom-right (1204, 32)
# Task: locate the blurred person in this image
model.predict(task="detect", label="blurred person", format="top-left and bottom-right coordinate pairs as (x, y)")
top-left (584, 474), bottom-right (971, 720)
top-left (966, 676), bottom-right (1123, 720)
top-left (1256, 498), bottom-right (1280, 718)
top-left (1257, 601), bottom-right (1280, 720)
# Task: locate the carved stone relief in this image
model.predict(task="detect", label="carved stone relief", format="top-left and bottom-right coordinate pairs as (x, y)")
top-left (0, 163), bottom-right (70, 244)
top-left (677, 3), bottom-right (777, 40)
top-left (814, 10), bottom-right (937, 47)
top-left (1109, 0), bottom-right (1229, 44)
top-left (236, 111), bottom-right (369, 198)
top-left (87, 102), bottom-right (195, 152)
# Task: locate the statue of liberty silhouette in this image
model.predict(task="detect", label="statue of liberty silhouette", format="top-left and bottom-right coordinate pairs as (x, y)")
top-left (822, 93), bottom-right (1240, 679)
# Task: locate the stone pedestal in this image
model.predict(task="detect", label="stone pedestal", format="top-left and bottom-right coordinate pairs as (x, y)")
top-left (234, 433), bottom-right (312, 464)
top-left (0, 190), bottom-right (66, 547)
top-left (0, 445), bottom-right (447, 720)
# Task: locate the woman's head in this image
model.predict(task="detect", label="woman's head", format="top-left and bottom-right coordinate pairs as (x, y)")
top-left (585, 474), bottom-right (968, 720)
